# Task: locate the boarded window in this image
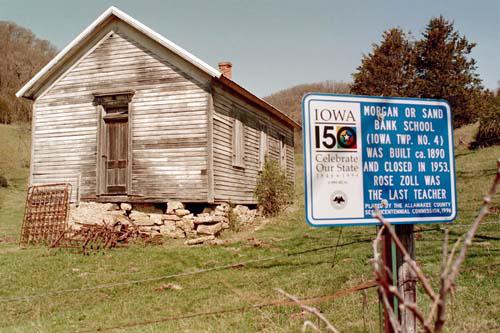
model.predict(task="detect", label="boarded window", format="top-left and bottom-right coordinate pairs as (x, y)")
top-left (279, 134), bottom-right (287, 171)
top-left (259, 126), bottom-right (268, 171)
top-left (232, 118), bottom-right (245, 168)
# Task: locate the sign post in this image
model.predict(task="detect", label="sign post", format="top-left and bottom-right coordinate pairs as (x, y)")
top-left (396, 224), bottom-right (416, 333)
top-left (302, 94), bottom-right (456, 331)
top-left (381, 226), bottom-right (397, 333)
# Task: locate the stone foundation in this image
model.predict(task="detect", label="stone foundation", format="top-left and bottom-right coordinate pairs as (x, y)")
top-left (68, 201), bottom-right (260, 243)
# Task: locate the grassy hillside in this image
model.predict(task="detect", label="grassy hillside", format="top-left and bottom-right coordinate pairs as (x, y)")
top-left (0, 124), bottom-right (498, 332)
top-left (263, 81), bottom-right (351, 125)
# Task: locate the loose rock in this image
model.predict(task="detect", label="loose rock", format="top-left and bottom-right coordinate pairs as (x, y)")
top-left (234, 205), bottom-right (249, 215)
top-left (164, 214), bottom-right (180, 221)
top-left (167, 201), bottom-right (184, 212)
top-left (211, 216), bottom-right (223, 223)
top-left (197, 223), bottom-right (223, 236)
top-left (68, 201), bottom-right (257, 241)
top-left (105, 203), bottom-right (120, 211)
top-left (113, 215), bottom-right (130, 226)
top-left (69, 202), bottom-right (126, 226)
top-left (185, 235), bottom-right (215, 245)
top-left (194, 213), bottom-right (213, 225)
top-left (208, 238), bottom-right (225, 245)
top-left (176, 218), bottom-right (194, 232)
top-left (149, 213), bottom-right (164, 226)
top-left (139, 226), bottom-right (161, 235)
top-left (163, 219), bottom-right (177, 230)
top-left (175, 209), bottom-right (190, 217)
top-left (159, 225), bottom-right (185, 239)
top-left (129, 211), bottom-right (153, 226)
top-left (233, 205), bottom-right (259, 224)
top-left (120, 203), bottom-right (132, 211)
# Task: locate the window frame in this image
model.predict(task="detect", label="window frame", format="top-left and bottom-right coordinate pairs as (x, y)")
top-left (232, 117), bottom-right (245, 169)
top-left (279, 133), bottom-right (287, 172)
top-left (258, 124), bottom-right (268, 172)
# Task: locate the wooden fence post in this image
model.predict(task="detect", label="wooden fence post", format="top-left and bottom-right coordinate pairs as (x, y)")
top-left (381, 226), bottom-right (396, 333)
top-left (396, 224), bottom-right (417, 333)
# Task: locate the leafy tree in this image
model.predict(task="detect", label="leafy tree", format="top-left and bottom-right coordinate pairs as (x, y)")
top-left (352, 17), bottom-right (486, 128)
top-left (414, 16), bottom-right (483, 127)
top-left (351, 28), bottom-right (415, 97)
top-left (254, 158), bottom-right (294, 217)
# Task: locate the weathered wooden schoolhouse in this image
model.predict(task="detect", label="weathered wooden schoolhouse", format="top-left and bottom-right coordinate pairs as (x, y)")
top-left (16, 6), bottom-right (299, 205)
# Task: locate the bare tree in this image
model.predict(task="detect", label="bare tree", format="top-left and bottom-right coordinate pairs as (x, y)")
top-left (372, 159), bottom-right (500, 333)
top-left (0, 21), bottom-right (57, 124)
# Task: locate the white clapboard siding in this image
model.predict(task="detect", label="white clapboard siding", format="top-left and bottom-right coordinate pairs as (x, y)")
top-left (212, 86), bottom-right (295, 204)
top-left (33, 31), bottom-right (209, 202)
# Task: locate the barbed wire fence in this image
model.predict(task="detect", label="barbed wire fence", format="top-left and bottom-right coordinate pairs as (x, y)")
top-left (0, 162), bottom-right (498, 331)
top-left (0, 236), bottom-right (375, 303)
top-left (0, 218), bottom-right (498, 330)
top-left (0, 236), bottom-right (380, 332)
top-left (274, 159), bottom-right (500, 333)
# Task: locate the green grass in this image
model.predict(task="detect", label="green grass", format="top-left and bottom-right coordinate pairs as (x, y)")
top-left (453, 122), bottom-right (479, 153)
top-left (0, 124), bottom-right (498, 332)
top-left (0, 123), bottom-right (30, 245)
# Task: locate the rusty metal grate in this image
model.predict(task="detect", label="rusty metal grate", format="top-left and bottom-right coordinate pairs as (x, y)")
top-left (50, 223), bottom-right (161, 255)
top-left (20, 183), bottom-right (72, 245)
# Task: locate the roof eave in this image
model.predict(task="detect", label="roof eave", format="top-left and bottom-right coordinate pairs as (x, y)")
top-left (215, 76), bottom-right (301, 130)
top-left (16, 7), bottom-right (115, 99)
top-left (16, 6), bottom-right (222, 99)
top-left (15, 6), bottom-right (300, 131)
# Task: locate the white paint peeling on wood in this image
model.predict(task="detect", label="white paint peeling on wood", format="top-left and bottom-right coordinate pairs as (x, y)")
top-left (25, 7), bottom-right (296, 204)
top-left (16, 6), bottom-right (221, 98)
top-left (32, 30), bottom-right (210, 202)
top-left (211, 86), bottom-right (295, 204)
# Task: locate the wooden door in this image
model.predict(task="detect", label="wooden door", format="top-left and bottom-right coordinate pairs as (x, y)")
top-left (104, 117), bottom-right (128, 194)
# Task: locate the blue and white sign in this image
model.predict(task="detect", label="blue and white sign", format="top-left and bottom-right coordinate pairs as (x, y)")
top-left (302, 94), bottom-right (457, 227)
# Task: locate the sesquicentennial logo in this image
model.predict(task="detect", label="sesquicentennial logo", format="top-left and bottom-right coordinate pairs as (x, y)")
top-left (337, 126), bottom-right (356, 149)
top-left (314, 125), bottom-right (357, 150)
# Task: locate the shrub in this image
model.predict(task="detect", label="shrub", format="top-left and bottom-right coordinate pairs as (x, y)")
top-left (254, 158), bottom-right (294, 217)
top-left (472, 106), bottom-right (500, 149)
top-left (227, 203), bottom-right (241, 232)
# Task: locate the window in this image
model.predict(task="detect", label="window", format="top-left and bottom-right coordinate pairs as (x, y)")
top-left (258, 126), bottom-right (268, 171)
top-left (279, 134), bottom-right (287, 171)
top-left (232, 118), bottom-right (245, 168)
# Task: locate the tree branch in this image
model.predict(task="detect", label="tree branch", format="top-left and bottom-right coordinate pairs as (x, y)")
top-left (276, 288), bottom-right (340, 333)
top-left (302, 320), bottom-right (321, 333)
top-left (373, 211), bottom-right (437, 301)
top-left (434, 159), bottom-right (500, 333)
top-left (388, 285), bottom-right (431, 333)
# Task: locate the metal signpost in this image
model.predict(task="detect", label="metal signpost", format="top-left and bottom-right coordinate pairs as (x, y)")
top-left (302, 94), bottom-right (457, 332)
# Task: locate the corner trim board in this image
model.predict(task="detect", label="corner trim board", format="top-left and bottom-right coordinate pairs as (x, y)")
top-left (206, 88), bottom-right (215, 203)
